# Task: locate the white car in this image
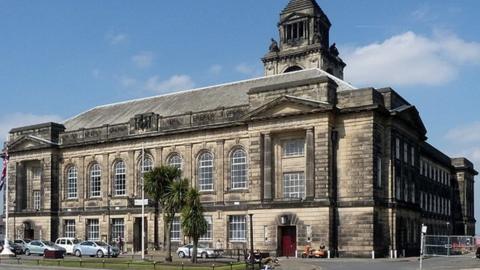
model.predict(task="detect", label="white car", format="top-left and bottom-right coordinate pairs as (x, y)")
top-left (176, 244), bottom-right (222, 258)
top-left (55, 238), bottom-right (81, 255)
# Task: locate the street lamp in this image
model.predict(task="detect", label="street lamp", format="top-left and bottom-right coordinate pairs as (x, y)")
top-left (249, 214), bottom-right (254, 269)
top-left (107, 194), bottom-right (112, 258)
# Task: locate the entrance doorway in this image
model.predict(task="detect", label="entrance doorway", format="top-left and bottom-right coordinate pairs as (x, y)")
top-left (279, 226), bottom-right (296, 257)
top-left (23, 222), bottom-right (34, 240)
top-left (133, 217), bottom-right (148, 252)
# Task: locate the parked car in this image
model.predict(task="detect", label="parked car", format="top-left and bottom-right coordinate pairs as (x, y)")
top-left (476, 246), bottom-right (480, 259)
top-left (13, 239), bottom-right (31, 254)
top-left (0, 240), bottom-right (23, 255)
top-left (55, 238), bottom-right (81, 255)
top-left (73, 241), bottom-right (120, 258)
top-left (176, 244), bottom-right (222, 258)
top-left (24, 240), bottom-right (66, 256)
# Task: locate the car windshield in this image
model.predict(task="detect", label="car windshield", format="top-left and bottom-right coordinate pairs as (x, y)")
top-left (95, 241), bottom-right (108, 246)
top-left (43, 241), bottom-right (55, 246)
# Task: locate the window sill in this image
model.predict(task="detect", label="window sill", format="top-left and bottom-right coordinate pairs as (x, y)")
top-left (229, 240), bottom-right (247, 243)
top-left (225, 188), bottom-right (249, 194)
top-left (282, 154), bottom-right (305, 159)
top-left (199, 191), bottom-right (216, 195)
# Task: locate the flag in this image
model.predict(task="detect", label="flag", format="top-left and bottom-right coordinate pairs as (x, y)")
top-left (0, 149), bottom-right (8, 191)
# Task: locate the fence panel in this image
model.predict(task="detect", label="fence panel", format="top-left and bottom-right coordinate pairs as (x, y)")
top-left (424, 235), bottom-right (478, 257)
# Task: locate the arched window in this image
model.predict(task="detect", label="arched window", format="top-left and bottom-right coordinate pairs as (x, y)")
top-left (231, 149), bottom-right (247, 189)
top-left (168, 154), bottom-right (183, 170)
top-left (89, 163), bottom-right (101, 198)
top-left (114, 161), bottom-right (126, 196)
top-left (66, 166), bottom-right (78, 199)
top-left (284, 66), bottom-right (303, 73)
top-left (141, 156), bottom-right (153, 174)
top-left (198, 152), bottom-right (214, 191)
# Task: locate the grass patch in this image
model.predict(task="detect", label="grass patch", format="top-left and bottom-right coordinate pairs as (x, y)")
top-left (21, 258), bottom-right (249, 270)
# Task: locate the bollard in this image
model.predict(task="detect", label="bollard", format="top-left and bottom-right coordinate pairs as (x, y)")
top-left (390, 250), bottom-right (393, 259)
top-left (402, 249), bottom-right (405, 257)
top-left (327, 250), bottom-right (331, 259)
top-left (371, 250), bottom-right (375, 259)
top-left (230, 262), bottom-right (234, 270)
top-left (80, 259), bottom-right (82, 267)
top-left (182, 262), bottom-right (184, 270)
top-left (394, 250), bottom-right (397, 259)
top-left (212, 263), bottom-right (215, 270)
top-left (17, 257), bottom-right (21, 264)
top-left (102, 259), bottom-right (106, 268)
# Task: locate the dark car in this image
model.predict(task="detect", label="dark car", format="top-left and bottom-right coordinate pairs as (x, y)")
top-left (0, 240), bottom-right (23, 255)
top-left (476, 247), bottom-right (480, 259)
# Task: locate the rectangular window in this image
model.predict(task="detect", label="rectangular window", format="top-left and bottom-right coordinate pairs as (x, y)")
top-left (33, 190), bottom-right (41, 210)
top-left (376, 157), bottom-right (382, 188)
top-left (395, 138), bottom-right (400, 159)
top-left (200, 216), bottom-right (213, 241)
top-left (283, 172), bottom-right (306, 199)
top-left (171, 217), bottom-right (181, 242)
top-left (283, 139), bottom-right (305, 157)
top-left (229, 215), bottom-right (246, 242)
top-left (395, 178), bottom-right (401, 200)
top-left (111, 218), bottom-right (124, 240)
top-left (411, 146), bottom-right (415, 165)
top-left (64, 220), bottom-right (76, 238)
top-left (404, 143), bottom-right (408, 163)
top-left (33, 168), bottom-right (42, 180)
top-left (420, 161), bottom-right (423, 176)
top-left (87, 219), bottom-right (100, 241)
top-left (420, 192), bottom-right (424, 209)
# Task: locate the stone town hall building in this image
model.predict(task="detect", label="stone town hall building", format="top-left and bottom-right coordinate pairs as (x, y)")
top-left (4, 0), bottom-right (476, 257)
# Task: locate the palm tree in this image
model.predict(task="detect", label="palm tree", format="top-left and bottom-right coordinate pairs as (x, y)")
top-left (143, 166), bottom-right (181, 250)
top-left (181, 188), bottom-right (208, 263)
top-left (163, 178), bottom-right (189, 262)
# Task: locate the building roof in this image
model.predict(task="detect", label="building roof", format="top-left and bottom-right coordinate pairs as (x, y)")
top-left (63, 69), bottom-right (355, 131)
top-left (282, 0), bottom-right (322, 14)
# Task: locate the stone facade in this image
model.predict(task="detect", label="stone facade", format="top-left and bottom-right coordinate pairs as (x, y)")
top-left (4, 0), bottom-right (476, 258)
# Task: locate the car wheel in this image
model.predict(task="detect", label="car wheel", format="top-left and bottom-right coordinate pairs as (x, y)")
top-left (178, 251), bottom-right (185, 258)
top-left (75, 250), bottom-right (82, 257)
top-left (97, 250), bottom-right (104, 258)
top-left (201, 252), bottom-right (208, 259)
top-left (25, 249), bottom-right (31, 256)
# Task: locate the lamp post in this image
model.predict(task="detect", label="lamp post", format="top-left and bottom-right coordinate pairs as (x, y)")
top-left (107, 194), bottom-right (112, 258)
top-left (249, 214), bottom-right (254, 269)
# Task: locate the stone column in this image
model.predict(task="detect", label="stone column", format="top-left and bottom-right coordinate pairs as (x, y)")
top-left (154, 147), bottom-right (163, 168)
top-left (216, 140), bottom-right (225, 204)
top-left (263, 133), bottom-right (273, 201)
top-left (306, 128), bottom-right (315, 199)
top-left (185, 144), bottom-right (193, 186)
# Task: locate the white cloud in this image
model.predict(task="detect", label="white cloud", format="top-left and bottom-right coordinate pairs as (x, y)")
top-left (0, 113), bottom-right (63, 142)
top-left (208, 64), bottom-right (223, 75)
top-left (446, 122), bottom-right (480, 144)
top-left (106, 33), bottom-right (128, 45)
top-left (343, 31), bottom-right (480, 87)
top-left (145, 75), bottom-right (195, 94)
top-left (132, 51), bottom-right (155, 68)
top-left (92, 69), bottom-right (100, 78)
top-left (235, 63), bottom-right (256, 75)
top-left (118, 75), bottom-right (138, 88)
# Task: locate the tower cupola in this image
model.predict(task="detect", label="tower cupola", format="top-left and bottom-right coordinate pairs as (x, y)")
top-left (262, 0), bottom-right (346, 78)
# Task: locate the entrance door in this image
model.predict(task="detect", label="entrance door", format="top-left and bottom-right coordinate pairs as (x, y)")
top-left (23, 222), bottom-right (34, 240)
top-left (280, 226), bottom-right (296, 257)
top-left (133, 218), bottom-right (148, 252)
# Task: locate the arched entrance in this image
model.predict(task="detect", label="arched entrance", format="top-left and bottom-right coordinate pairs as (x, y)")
top-left (23, 221), bottom-right (35, 240)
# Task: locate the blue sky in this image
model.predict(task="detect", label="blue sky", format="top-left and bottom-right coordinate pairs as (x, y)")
top-left (1, 0), bottom-right (479, 230)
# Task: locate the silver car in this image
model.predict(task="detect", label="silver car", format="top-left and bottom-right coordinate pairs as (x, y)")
top-left (176, 244), bottom-right (222, 258)
top-left (73, 241), bottom-right (120, 258)
top-left (24, 240), bottom-right (66, 256)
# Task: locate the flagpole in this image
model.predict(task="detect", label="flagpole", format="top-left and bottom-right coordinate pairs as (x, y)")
top-left (1, 148), bottom-right (14, 256)
top-left (141, 144), bottom-right (145, 260)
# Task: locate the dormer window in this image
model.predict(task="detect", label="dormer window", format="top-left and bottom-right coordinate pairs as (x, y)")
top-left (285, 21), bottom-right (306, 43)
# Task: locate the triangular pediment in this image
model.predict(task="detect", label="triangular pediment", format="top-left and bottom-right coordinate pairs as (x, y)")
top-left (280, 12), bottom-right (310, 24)
top-left (244, 95), bottom-right (332, 121)
top-left (8, 135), bottom-right (56, 152)
top-left (391, 105), bottom-right (427, 138)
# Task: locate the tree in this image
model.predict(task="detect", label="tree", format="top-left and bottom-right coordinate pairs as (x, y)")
top-left (163, 178), bottom-right (189, 262)
top-left (143, 166), bottom-right (181, 250)
top-left (181, 188), bottom-right (208, 263)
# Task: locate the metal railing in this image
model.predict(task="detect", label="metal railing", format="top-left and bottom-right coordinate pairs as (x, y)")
top-left (424, 235), bottom-right (478, 257)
